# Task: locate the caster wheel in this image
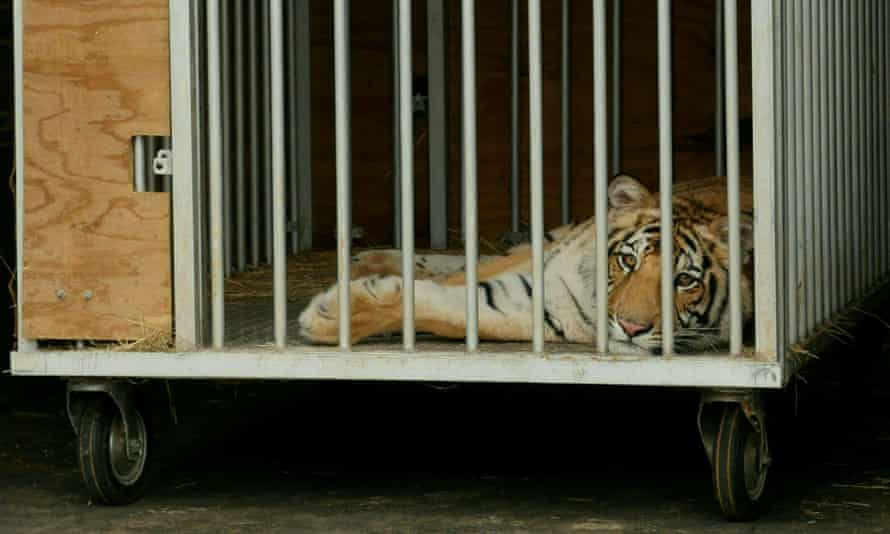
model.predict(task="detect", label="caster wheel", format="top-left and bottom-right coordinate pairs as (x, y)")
top-left (712, 403), bottom-right (768, 521)
top-left (77, 397), bottom-right (151, 505)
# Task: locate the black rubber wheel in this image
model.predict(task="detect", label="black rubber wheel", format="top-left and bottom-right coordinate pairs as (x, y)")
top-left (77, 397), bottom-right (151, 505)
top-left (712, 403), bottom-right (768, 521)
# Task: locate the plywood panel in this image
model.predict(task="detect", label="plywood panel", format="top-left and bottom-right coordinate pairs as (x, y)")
top-left (22, 0), bottom-right (171, 340)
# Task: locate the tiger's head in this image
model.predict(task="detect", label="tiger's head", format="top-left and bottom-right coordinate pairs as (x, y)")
top-left (604, 174), bottom-right (754, 355)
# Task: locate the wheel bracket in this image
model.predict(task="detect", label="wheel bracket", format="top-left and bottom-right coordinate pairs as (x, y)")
top-left (697, 389), bottom-right (770, 470)
top-left (67, 379), bottom-right (143, 460)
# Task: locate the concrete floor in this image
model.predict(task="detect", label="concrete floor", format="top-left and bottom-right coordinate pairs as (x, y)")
top-left (2, 330), bottom-right (890, 533)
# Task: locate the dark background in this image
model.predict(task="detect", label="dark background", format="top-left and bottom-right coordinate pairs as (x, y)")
top-left (1, 0), bottom-right (12, 373)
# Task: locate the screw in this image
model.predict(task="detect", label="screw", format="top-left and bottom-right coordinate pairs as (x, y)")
top-left (83, 290), bottom-right (93, 301)
top-left (56, 289), bottom-right (65, 300)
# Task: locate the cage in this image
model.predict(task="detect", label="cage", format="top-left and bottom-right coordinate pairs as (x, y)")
top-left (11, 0), bottom-right (890, 521)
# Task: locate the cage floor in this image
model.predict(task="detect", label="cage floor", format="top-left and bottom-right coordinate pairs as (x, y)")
top-left (222, 250), bottom-right (756, 356)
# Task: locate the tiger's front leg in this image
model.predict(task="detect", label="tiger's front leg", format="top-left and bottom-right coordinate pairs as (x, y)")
top-left (297, 274), bottom-right (541, 345)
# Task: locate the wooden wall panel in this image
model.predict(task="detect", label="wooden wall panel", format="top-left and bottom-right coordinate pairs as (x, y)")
top-left (22, 0), bottom-right (171, 340)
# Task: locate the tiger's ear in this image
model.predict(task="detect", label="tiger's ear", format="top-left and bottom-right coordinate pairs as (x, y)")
top-left (710, 213), bottom-right (755, 262)
top-left (608, 174), bottom-right (655, 209)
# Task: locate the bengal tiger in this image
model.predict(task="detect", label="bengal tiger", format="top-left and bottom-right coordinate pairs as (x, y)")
top-left (298, 174), bottom-right (754, 355)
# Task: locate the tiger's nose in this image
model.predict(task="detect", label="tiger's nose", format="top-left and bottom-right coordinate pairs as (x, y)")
top-left (618, 318), bottom-right (651, 338)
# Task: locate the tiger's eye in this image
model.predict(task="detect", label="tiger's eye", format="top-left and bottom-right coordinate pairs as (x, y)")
top-left (675, 273), bottom-right (697, 288)
top-left (619, 253), bottom-right (637, 271)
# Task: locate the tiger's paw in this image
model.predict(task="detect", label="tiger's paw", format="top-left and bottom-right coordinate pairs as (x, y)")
top-left (298, 275), bottom-right (404, 344)
top-left (351, 250), bottom-right (403, 279)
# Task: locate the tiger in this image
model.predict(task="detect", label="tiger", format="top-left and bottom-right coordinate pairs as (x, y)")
top-left (297, 174), bottom-right (755, 355)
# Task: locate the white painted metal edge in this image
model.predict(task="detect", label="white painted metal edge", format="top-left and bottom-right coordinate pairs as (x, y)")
top-left (10, 350), bottom-right (782, 389)
top-left (13, 0), bottom-right (36, 352)
top-left (751, 0), bottom-right (782, 366)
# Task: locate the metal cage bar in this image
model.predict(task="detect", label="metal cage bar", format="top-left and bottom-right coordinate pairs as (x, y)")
top-left (399, 0), bottom-right (416, 350)
top-left (751, 0), bottom-right (781, 362)
top-left (334, 0), bottom-right (352, 350)
top-left (462, 0), bottom-right (480, 351)
top-left (657, 0), bottom-right (674, 355)
top-left (207, 0), bottom-right (225, 349)
top-left (798, 0), bottom-right (817, 335)
top-left (783, 0), bottom-right (798, 345)
top-left (593, 0), bottom-right (609, 355)
top-left (813, 0), bottom-right (826, 325)
top-left (221, 0), bottom-right (233, 277)
top-left (724, 0), bottom-right (742, 355)
top-left (270, 0), bottom-right (288, 348)
top-left (529, 0), bottom-right (545, 353)
top-left (133, 137), bottom-right (147, 193)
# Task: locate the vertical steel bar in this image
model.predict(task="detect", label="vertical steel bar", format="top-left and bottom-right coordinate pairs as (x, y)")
top-left (428, 0), bottom-right (449, 250)
top-left (400, 0), bottom-right (416, 350)
top-left (262, 0), bottom-right (273, 264)
top-left (286, 0), bottom-right (299, 254)
top-left (801, 1), bottom-right (821, 334)
top-left (853, 0), bottom-right (863, 297)
top-left (133, 137), bottom-right (147, 192)
top-left (529, 0), bottom-right (545, 353)
top-left (868, 0), bottom-right (878, 287)
top-left (221, 0), bottom-right (233, 276)
top-left (233, 1), bottom-right (247, 270)
top-left (169, 0), bottom-right (204, 349)
top-left (657, 0), bottom-right (674, 355)
top-left (334, 0), bottom-right (352, 349)
top-left (13, 0), bottom-right (35, 351)
top-left (611, 0), bottom-right (622, 176)
top-left (295, 0), bottom-right (313, 251)
top-left (462, 0), bottom-right (479, 351)
top-left (248, 2), bottom-right (261, 265)
top-left (783, 0), bottom-right (798, 344)
top-left (715, 0), bottom-right (725, 176)
top-left (864, 0), bottom-right (873, 289)
top-left (392, 0), bottom-right (402, 247)
top-left (422, 1), bottom-right (448, 249)
top-left (751, 0), bottom-right (781, 361)
top-left (877, 2), bottom-right (890, 280)
top-left (843, 1), bottom-right (853, 304)
top-left (561, 0), bottom-right (572, 225)
top-left (793, 0), bottom-right (807, 339)
top-left (270, 0), bottom-right (288, 347)
top-left (510, 0), bottom-right (521, 233)
top-left (824, 0), bottom-right (840, 318)
top-left (594, 0), bottom-right (609, 354)
top-left (207, 0), bottom-right (225, 348)
top-left (814, 0), bottom-right (827, 324)
top-left (724, 0), bottom-right (742, 354)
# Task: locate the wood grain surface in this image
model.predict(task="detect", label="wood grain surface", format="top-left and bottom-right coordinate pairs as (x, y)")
top-left (22, 0), bottom-right (171, 340)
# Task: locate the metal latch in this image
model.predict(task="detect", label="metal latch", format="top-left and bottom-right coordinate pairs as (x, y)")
top-left (153, 149), bottom-right (173, 176)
